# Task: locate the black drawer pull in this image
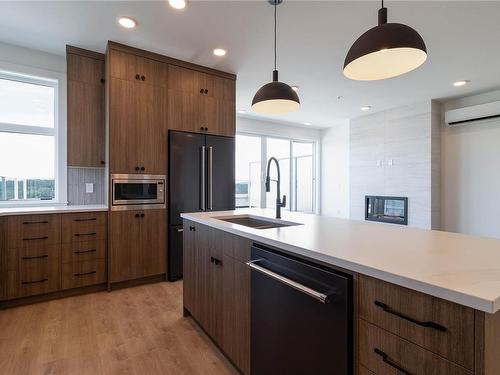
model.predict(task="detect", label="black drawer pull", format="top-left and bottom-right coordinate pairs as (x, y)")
top-left (74, 218), bottom-right (97, 222)
top-left (22, 278), bottom-right (48, 285)
top-left (22, 254), bottom-right (49, 260)
top-left (74, 249), bottom-right (97, 255)
top-left (74, 271), bottom-right (97, 277)
top-left (22, 220), bottom-right (49, 225)
top-left (374, 348), bottom-right (413, 375)
top-left (189, 226), bottom-right (196, 231)
top-left (74, 232), bottom-right (97, 237)
top-left (374, 301), bottom-right (447, 332)
top-left (23, 236), bottom-right (49, 241)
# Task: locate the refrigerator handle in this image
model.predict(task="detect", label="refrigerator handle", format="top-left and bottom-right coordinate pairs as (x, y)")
top-left (208, 146), bottom-right (213, 210)
top-left (200, 146), bottom-right (206, 210)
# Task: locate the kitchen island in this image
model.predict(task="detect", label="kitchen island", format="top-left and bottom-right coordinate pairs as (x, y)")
top-left (182, 209), bottom-right (500, 375)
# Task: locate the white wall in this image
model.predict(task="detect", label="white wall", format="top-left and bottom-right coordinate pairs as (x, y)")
top-left (237, 116), bottom-right (321, 141)
top-left (441, 89), bottom-right (500, 238)
top-left (0, 41), bottom-right (65, 73)
top-left (349, 101), bottom-right (440, 229)
top-left (320, 121), bottom-right (350, 218)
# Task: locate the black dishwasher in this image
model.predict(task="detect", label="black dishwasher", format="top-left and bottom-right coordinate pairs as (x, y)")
top-left (249, 244), bottom-right (352, 375)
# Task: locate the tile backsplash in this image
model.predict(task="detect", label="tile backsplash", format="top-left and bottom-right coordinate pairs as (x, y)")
top-left (68, 167), bottom-right (105, 205)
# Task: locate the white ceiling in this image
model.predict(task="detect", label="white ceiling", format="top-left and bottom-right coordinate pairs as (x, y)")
top-left (1, 1), bottom-right (500, 128)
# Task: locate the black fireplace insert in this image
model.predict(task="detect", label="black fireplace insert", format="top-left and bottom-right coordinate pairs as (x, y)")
top-left (365, 196), bottom-right (408, 225)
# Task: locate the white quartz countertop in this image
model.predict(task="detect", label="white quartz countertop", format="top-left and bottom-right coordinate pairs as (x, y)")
top-left (182, 209), bottom-right (500, 314)
top-left (0, 204), bottom-right (108, 216)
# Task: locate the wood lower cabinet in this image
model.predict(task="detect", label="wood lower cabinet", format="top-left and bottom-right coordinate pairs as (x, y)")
top-left (183, 220), bottom-right (250, 374)
top-left (2, 211), bottom-right (107, 301)
top-left (110, 209), bottom-right (166, 283)
top-left (66, 46), bottom-right (105, 167)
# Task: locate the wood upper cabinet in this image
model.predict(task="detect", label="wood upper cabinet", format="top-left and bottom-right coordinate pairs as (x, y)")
top-left (167, 64), bottom-right (235, 137)
top-left (66, 47), bottom-right (105, 167)
top-left (109, 49), bottom-right (168, 85)
top-left (109, 77), bottom-right (167, 174)
top-left (110, 209), bottom-right (166, 283)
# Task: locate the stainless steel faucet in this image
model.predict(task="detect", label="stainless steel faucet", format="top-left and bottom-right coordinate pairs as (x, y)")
top-left (265, 157), bottom-right (286, 219)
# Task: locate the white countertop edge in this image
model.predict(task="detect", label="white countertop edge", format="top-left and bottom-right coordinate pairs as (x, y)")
top-left (0, 205), bottom-right (108, 216)
top-left (182, 212), bottom-right (499, 314)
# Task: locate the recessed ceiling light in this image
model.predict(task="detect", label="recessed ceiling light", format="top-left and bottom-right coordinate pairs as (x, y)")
top-left (453, 80), bottom-right (469, 87)
top-left (213, 48), bottom-right (227, 57)
top-left (304, 122), bottom-right (312, 126)
top-left (291, 86), bottom-right (299, 92)
top-left (118, 17), bottom-right (137, 29)
top-left (169, 0), bottom-right (187, 10)
top-left (361, 106), bottom-right (372, 111)
top-left (238, 110), bottom-right (247, 114)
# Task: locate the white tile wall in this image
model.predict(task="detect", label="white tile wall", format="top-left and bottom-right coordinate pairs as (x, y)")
top-left (349, 101), bottom-right (441, 229)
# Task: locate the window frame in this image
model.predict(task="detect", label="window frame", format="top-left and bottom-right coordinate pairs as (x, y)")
top-left (0, 62), bottom-right (67, 207)
top-left (236, 131), bottom-right (320, 214)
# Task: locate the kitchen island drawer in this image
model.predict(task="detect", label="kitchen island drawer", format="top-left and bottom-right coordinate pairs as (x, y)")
top-left (62, 259), bottom-right (106, 289)
top-left (62, 239), bottom-right (106, 263)
top-left (62, 212), bottom-right (107, 243)
top-left (7, 214), bottom-right (61, 248)
top-left (359, 275), bottom-right (474, 370)
top-left (359, 319), bottom-right (472, 375)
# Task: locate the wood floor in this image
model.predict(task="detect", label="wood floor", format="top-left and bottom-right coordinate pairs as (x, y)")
top-left (0, 281), bottom-right (238, 375)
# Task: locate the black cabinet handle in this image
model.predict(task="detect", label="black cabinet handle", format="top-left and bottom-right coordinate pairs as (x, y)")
top-left (204, 127), bottom-right (208, 131)
top-left (141, 75), bottom-right (145, 81)
top-left (100, 78), bottom-right (105, 84)
top-left (204, 89), bottom-right (208, 94)
top-left (74, 271), bottom-right (97, 277)
top-left (74, 232), bottom-right (97, 237)
top-left (140, 166), bottom-right (145, 171)
top-left (200, 88), bottom-right (204, 94)
top-left (22, 220), bottom-right (48, 225)
top-left (23, 236), bottom-right (48, 241)
top-left (100, 160), bottom-right (105, 165)
top-left (140, 213), bottom-right (145, 218)
top-left (374, 301), bottom-right (447, 332)
top-left (74, 218), bottom-right (97, 222)
top-left (135, 213), bottom-right (140, 218)
top-left (22, 254), bottom-right (49, 260)
top-left (22, 278), bottom-right (48, 285)
top-left (74, 249), bottom-right (97, 254)
top-left (189, 225), bottom-right (196, 231)
top-left (135, 74), bottom-right (140, 80)
top-left (374, 348), bottom-right (413, 375)
top-left (210, 256), bottom-right (222, 265)
top-left (135, 166), bottom-right (140, 171)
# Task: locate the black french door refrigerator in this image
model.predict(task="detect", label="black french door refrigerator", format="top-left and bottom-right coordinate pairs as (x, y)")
top-left (168, 131), bottom-right (235, 281)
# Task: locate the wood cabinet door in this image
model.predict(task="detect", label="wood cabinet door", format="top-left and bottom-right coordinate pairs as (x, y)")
top-left (137, 56), bottom-right (168, 86)
top-left (109, 78), bottom-right (140, 173)
top-left (167, 65), bottom-right (202, 133)
top-left (182, 221), bottom-right (197, 315)
top-left (222, 254), bottom-right (250, 374)
top-left (137, 209), bottom-right (166, 278)
top-left (109, 77), bottom-right (167, 174)
top-left (109, 210), bottom-right (141, 283)
top-left (109, 49), bottom-right (138, 82)
top-left (67, 53), bottom-right (105, 167)
top-left (200, 74), bottom-right (235, 137)
top-left (134, 83), bottom-right (168, 174)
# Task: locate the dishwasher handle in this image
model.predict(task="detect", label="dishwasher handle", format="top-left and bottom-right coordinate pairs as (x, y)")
top-left (246, 259), bottom-right (330, 304)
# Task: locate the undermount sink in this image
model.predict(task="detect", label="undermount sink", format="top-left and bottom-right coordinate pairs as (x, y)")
top-left (214, 215), bottom-right (302, 229)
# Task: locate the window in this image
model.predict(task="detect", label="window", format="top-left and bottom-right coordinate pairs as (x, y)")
top-left (235, 133), bottom-right (318, 213)
top-left (0, 70), bottom-right (62, 204)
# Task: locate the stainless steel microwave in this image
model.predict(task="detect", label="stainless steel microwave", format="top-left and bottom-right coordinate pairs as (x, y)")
top-left (111, 174), bottom-right (166, 211)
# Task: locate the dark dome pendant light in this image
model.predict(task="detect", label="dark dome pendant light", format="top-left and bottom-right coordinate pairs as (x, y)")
top-left (343, 0), bottom-right (427, 81)
top-left (252, 0), bottom-right (300, 114)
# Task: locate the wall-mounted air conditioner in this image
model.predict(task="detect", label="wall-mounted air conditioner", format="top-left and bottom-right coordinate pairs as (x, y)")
top-left (445, 100), bottom-right (500, 127)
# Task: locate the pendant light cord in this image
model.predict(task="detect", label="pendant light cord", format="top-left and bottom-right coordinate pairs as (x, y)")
top-left (274, 0), bottom-right (277, 71)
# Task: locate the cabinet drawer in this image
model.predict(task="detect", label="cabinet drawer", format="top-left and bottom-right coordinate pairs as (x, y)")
top-left (7, 214), bottom-right (61, 248)
top-left (62, 240), bottom-right (106, 263)
top-left (62, 259), bottom-right (106, 289)
top-left (359, 275), bottom-right (474, 370)
top-left (359, 320), bottom-right (472, 375)
top-left (221, 230), bottom-right (251, 263)
top-left (7, 245), bottom-right (61, 299)
top-left (61, 212), bottom-right (107, 244)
